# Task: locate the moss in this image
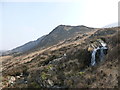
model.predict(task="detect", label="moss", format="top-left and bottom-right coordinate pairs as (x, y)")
top-left (41, 72), bottom-right (50, 80)
top-left (41, 72), bottom-right (47, 80)
top-left (46, 64), bottom-right (53, 70)
top-left (78, 71), bottom-right (85, 75)
top-left (74, 71), bottom-right (85, 76)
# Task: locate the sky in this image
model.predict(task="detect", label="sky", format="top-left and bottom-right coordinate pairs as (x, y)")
top-left (0, 0), bottom-right (119, 50)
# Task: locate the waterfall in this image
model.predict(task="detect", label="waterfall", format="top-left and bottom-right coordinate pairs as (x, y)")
top-left (100, 46), bottom-right (108, 62)
top-left (91, 44), bottom-right (108, 66)
top-left (91, 47), bottom-right (100, 66)
top-left (100, 47), bottom-right (104, 61)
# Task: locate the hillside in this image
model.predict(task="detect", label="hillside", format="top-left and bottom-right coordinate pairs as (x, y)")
top-left (1, 35), bottom-right (46, 56)
top-left (35, 25), bottom-right (95, 49)
top-left (2, 25), bottom-right (95, 56)
top-left (1, 26), bottom-right (119, 89)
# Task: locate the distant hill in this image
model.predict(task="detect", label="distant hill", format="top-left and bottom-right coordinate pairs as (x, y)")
top-left (0, 50), bottom-right (7, 55)
top-left (11, 35), bottom-right (46, 53)
top-left (2, 35), bottom-right (46, 56)
top-left (103, 22), bottom-right (119, 28)
top-left (2, 25), bottom-right (96, 56)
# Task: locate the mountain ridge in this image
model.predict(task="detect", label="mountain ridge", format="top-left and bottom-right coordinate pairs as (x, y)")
top-left (28, 25), bottom-right (96, 52)
top-left (2, 25), bottom-right (96, 56)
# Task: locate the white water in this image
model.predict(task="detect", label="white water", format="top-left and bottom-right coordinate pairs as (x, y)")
top-left (91, 42), bottom-right (108, 66)
top-left (91, 47), bottom-right (100, 66)
top-left (99, 46), bottom-right (107, 62)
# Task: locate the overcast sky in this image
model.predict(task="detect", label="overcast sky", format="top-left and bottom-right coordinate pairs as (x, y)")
top-left (0, 0), bottom-right (119, 50)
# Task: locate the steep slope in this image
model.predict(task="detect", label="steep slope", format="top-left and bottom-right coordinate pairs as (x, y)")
top-left (12, 35), bottom-right (46, 53)
top-left (1, 26), bottom-right (119, 89)
top-left (35, 25), bottom-right (95, 49)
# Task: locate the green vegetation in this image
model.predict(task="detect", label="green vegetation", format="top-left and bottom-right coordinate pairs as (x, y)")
top-left (46, 64), bottom-right (53, 70)
top-left (41, 72), bottom-right (50, 80)
top-left (77, 71), bottom-right (85, 75)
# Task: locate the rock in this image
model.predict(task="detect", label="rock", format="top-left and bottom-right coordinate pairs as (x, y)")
top-left (24, 80), bottom-right (28, 84)
top-left (49, 57), bottom-right (63, 65)
top-left (20, 73), bottom-right (23, 77)
top-left (15, 78), bottom-right (27, 84)
top-left (8, 76), bottom-right (16, 85)
top-left (47, 79), bottom-right (54, 86)
top-left (16, 76), bottom-right (20, 79)
top-left (64, 53), bottom-right (67, 57)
